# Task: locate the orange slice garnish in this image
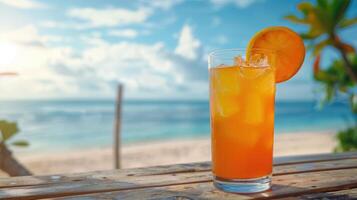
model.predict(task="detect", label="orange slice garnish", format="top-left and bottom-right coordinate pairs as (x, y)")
top-left (247, 26), bottom-right (305, 83)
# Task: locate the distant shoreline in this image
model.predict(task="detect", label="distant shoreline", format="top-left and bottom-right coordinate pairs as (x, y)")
top-left (8, 131), bottom-right (336, 176)
top-left (11, 130), bottom-right (338, 155)
top-left (2, 100), bottom-right (351, 165)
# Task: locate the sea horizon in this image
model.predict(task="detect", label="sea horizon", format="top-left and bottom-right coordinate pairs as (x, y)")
top-left (1, 99), bottom-right (355, 154)
top-left (0, 97), bottom-right (348, 105)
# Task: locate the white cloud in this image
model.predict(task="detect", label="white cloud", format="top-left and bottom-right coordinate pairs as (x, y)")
top-left (0, 0), bottom-right (46, 9)
top-left (39, 20), bottom-right (93, 30)
top-left (211, 0), bottom-right (263, 8)
top-left (0, 25), bottom-right (207, 100)
top-left (0, 25), bottom-right (39, 44)
top-left (41, 2), bottom-right (179, 30)
top-left (67, 7), bottom-right (151, 28)
top-left (79, 34), bottom-right (107, 46)
top-left (39, 21), bottom-right (60, 28)
top-left (175, 25), bottom-right (201, 60)
top-left (0, 28), bottom-right (76, 98)
top-left (0, 25), bottom-right (62, 45)
top-left (108, 29), bottom-right (138, 38)
top-left (41, 8), bottom-right (151, 30)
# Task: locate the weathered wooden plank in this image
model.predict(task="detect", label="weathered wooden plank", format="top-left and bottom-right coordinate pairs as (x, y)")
top-left (54, 168), bottom-right (357, 200)
top-left (1, 162), bottom-right (357, 200)
top-left (0, 159), bottom-right (357, 199)
top-left (273, 158), bottom-right (357, 176)
top-left (295, 187), bottom-right (357, 199)
top-left (1, 157), bottom-right (356, 191)
top-left (279, 188), bottom-right (357, 199)
top-left (0, 171), bottom-right (211, 200)
top-left (259, 169), bottom-right (357, 199)
top-left (0, 152), bottom-right (356, 199)
top-left (0, 162), bottom-right (211, 188)
top-left (56, 182), bottom-right (249, 200)
top-left (58, 187), bottom-right (357, 200)
top-left (274, 151), bottom-right (357, 166)
top-left (1, 152), bottom-right (357, 189)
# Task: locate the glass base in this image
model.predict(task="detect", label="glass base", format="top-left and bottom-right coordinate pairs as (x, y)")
top-left (213, 175), bottom-right (271, 193)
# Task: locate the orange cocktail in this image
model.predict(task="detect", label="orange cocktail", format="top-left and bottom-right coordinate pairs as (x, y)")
top-left (208, 26), bottom-right (305, 194)
top-left (210, 61), bottom-right (275, 180)
top-left (209, 49), bottom-right (276, 193)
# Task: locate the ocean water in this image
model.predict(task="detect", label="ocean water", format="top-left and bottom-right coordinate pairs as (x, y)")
top-left (0, 100), bottom-right (355, 153)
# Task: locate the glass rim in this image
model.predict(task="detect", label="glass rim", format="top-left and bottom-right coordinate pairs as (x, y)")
top-left (208, 48), bottom-right (276, 58)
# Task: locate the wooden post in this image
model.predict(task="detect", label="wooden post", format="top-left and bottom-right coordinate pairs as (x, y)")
top-left (0, 143), bottom-right (32, 176)
top-left (113, 84), bottom-right (123, 169)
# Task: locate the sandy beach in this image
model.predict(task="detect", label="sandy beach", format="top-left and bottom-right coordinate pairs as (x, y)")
top-left (2, 132), bottom-right (336, 176)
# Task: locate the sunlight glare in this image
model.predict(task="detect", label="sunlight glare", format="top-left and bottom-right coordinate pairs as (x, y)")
top-left (0, 42), bottom-right (18, 67)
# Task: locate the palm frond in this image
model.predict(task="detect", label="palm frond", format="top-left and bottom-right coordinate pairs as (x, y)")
top-left (301, 27), bottom-right (324, 40)
top-left (298, 2), bottom-right (314, 15)
top-left (339, 17), bottom-right (357, 28)
top-left (331, 0), bottom-right (350, 23)
top-left (317, 0), bottom-right (328, 9)
top-left (11, 140), bottom-right (29, 147)
top-left (0, 120), bottom-right (19, 142)
top-left (284, 15), bottom-right (309, 24)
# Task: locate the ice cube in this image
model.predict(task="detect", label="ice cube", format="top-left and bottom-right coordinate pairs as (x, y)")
top-left (234, 55), bottom-right (248, 67)
top-left (256, 69), bottom-right (275, 94)
top-left (239, 66), bottom-right (266, 80)
top-left (213, 66), bottom-right (240, 93)
top-left (248, 54), bottom-right (269, 67)
top-left (211, 67), bottom-right (240, 117)
top-left (215, 93), bottom-right (240, 117)
top-left (216, 64), bottom-right (226, 68)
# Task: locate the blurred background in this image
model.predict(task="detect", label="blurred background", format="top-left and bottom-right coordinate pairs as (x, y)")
top-left (0, 0), bottom-right (356, 176)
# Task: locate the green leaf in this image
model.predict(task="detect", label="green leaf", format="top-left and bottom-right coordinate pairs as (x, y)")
top-left (284, 15), bottom-right (309, 24)
top-left (286, 1), bottom-right (356, 112)
top-left (11, 140), bottom-right (29, 147)
top-left (314, 5), bottom-right (333, 33)
top-left (300, 29), bottom-right (323, 40)
top-left (331, 0), bottom-right (350, 23)
top-left (317, 0), bottom-right (328, 9)
top-left (315, 71), bottom-right (337, 83)
top-left (298, 2), bottom-right (314, 15)
top-left (0, 120), bottom-right (19, 142)
top-left (335, 126), bottom-right (357, 152)
top-left (339, 17), bottom-right (357, 28)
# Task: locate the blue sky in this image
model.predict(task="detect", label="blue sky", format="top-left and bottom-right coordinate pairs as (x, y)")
top-left (0, 0), bottom-right (356, 100)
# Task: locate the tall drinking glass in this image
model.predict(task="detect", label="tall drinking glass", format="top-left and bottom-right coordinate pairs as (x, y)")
top-left (208, 49), bottom-right (276, 193)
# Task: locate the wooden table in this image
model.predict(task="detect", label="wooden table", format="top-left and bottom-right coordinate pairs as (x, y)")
top-left (1, 152), bottom-right (357, 199)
